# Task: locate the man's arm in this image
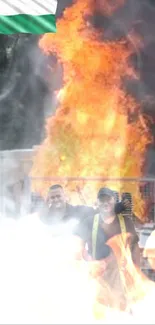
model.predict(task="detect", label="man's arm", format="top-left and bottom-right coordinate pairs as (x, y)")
top-left (73, 216), bottom-right (90, 260)
top-left (131, 242), bottom-right (141, 267)
top-left (72, 236), bottom-right (86, 260)
top-left (126, 217), bottom-right (141, 267)
top-left (115, 198), bottom-right (131, 214)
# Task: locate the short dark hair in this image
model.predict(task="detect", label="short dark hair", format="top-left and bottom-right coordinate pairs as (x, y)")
top-left (49, 184), bottom-right (63, 191)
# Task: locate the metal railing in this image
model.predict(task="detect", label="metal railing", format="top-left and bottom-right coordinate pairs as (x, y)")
top-left (30, 176), bottom-right (155, 223)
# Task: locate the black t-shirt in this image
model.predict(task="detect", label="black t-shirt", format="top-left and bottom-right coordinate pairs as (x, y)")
top-left (75, 214), bottom-right (139, 260)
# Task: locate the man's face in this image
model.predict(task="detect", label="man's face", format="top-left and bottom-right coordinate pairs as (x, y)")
top-left (47, 188), bottom-right (66, 210)
top-left (97, 195), bottom-right (115, 218)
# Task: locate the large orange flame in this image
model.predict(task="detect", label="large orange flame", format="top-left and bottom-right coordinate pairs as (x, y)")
top-left (31, 0), bottom-right (152, 220)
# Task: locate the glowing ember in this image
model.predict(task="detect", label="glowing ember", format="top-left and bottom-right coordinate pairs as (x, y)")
top-left (31, 0), bottom-right (152, 219)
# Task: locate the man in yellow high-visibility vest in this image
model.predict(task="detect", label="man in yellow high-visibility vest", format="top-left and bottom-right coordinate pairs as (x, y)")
top-left (75, 187), bottom-right (140, 309)
top-left (76, 187), bottom-right (140, 262)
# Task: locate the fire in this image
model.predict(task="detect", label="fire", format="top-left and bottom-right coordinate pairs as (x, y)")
top-left (90, 233), bottom-right (155, 322)
top-left (31, 0), bottom-right (152, 219)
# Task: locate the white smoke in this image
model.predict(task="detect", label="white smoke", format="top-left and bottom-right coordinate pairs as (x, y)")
top-left (0, 214), bottom-right (154, 324)
top-left (0, 214), bottom-right (97, 324)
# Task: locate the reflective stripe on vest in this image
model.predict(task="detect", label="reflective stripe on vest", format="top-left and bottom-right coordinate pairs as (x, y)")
top-left (92, 214), bottom-right (126, 260)
top-left (118, 214), bottom-right (126, 234)
top-left (92, 214), bottom-right (100, 259)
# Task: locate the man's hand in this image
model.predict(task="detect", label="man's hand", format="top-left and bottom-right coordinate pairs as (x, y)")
top-left (132, 243), bottom-right (141, 267)
top-left (89, 259), bottom-right (107, 277)
top-left (122, 198), bottom-right (131, 209)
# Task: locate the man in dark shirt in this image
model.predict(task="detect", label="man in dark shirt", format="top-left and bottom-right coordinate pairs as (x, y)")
top-left (76, 187), bottom-right (140, 263)
top-left (39, 184), bottom-right (94, 230)
top-left (75, 187), bottom-right (140, 309)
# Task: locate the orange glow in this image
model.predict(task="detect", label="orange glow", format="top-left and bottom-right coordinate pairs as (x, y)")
top-left (31, 0), bottom-right (152, 220)
top-left (90, 233), bottom-right (155, 321)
